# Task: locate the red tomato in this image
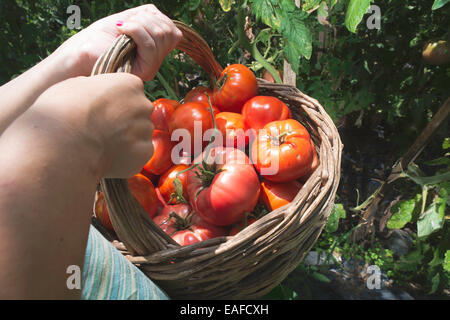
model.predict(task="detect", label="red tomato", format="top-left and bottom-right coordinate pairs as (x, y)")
top-left (127, 174), bottom-right (159, 219)
top-left (215, 112), bottom-right (249, 149)
top-left (298, 140), bottom-right (319, 183)
top-left (259, 179), bottom-right (303, 211)
top-left (169, 102), bottom-right (214, 157)
top-left (158, 164), bottom-right (190, 204)
top-left (153, 203), bottom-right (227, 246)
top-left (187, 147), bottom-right (260, 226)
top-left (212, 64), bottom-right (258, 113)
top-left (229, 217), bottom-right (257, 236)
top-left (242, 96), bottom-right (291, 132)
top-left (151, 99), bottom-right (176, 132)
top-left (142, 129), bottom-right (175, 176)
top-left (184, 86), bottom-right (213, 106)
top-left (96, 174), bottom-right (159, 231)
top-left (251, 119), bottom-right (314, 182)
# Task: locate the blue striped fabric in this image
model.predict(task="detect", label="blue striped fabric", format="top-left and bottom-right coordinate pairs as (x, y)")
top-left (81, 226), bottom-right (170, 300)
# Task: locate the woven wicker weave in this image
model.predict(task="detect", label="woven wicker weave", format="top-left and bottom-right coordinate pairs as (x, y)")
top-left (92, 21), bottom-right (343, 299)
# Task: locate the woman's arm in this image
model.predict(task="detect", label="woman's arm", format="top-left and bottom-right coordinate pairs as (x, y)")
top-left (0, 73), bottom-right (154, 299)
top-left (0, 4), bottom-right (181, 134)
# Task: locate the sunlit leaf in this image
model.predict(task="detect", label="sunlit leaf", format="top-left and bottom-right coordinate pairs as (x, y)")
top-left (218, 0), bottom-right (232, 12)
top-left (432, 0), bottom-right (450, 10)
top-left (387, 199), bottom-right (416, 229)
top-left (345, 0), bottom-right (371, 33)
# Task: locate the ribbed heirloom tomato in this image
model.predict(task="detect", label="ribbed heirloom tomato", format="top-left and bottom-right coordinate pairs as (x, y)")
top-left (215, 112), bottom-right (249, 148)
top-left (212, 64), bottom-right (258, 113)
top-left (153, 203), bottom-right (227, 246)
top-left (251, 119), bottom-right (314, 182)
top-left (95, 174), bottom-right (158, 231)
top-left (259, 179), bottom-right (303, 211)
top-left (158, 164), bottom-right (190, 204)
top-left (242, 96), bottom-right (291, 131)
top-left (142, 129), bottom-right (175, 176)
top-left (151, 98), bottom-right (178, 132)
top-left (186, 147), bottom-right (260, 226)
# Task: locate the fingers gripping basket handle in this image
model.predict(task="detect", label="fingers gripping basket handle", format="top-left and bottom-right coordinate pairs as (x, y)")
top-left (91, 21), bottom-right (223, 256)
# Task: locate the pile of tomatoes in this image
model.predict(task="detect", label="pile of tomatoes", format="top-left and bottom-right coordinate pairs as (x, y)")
top-left (95, 64), bottom-right (318, 246)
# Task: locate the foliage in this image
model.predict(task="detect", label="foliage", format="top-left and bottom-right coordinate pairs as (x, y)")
top-left (384, 138), bottom-right (450, 293)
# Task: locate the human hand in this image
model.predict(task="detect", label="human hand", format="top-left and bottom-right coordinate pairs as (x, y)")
top-left (55, 4), bottom-right (182, 81)
top-left (21, 73), bottom-right (154, 178)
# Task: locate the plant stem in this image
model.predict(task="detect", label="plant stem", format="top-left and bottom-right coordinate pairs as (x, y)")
top-left (156, 72), bottom-right (179, 101)
top-left (236, 1), bottom-right (283, 84)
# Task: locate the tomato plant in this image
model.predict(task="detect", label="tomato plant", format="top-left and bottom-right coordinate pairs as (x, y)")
top-left (187, 147), bottom-right (260, 226)
top-left (212, 64), bottom-right (258, 113)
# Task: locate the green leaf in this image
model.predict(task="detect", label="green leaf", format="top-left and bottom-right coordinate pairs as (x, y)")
top-left (249, 0), bottom-right (281, 31)
top-left (387, 199), bottom-right (416, 229)
top-left (444, 250), bottom-right (450, 273)
top-left (417, 200), bottom-right (445, 238)
top-left (218, 0), bottom-right (232, 12)
top-left (312, 271), bottom-right (331, 283)
top-left (326, 203), bottom-right (346, 233)
top-left (189, 0), bottom-right (202, 11)
top-left (345, 0), bottom-right (371, 33)
top-left (280, 6), bottom-right (312, 71)
top-left (302, 0), bottom-right (322, 11)
top-left (432, 0), bottom-right (450, 10)
top-left (429, 273), bottom-right (440, 294)
top-left (405, 163), bottom-right (450, 187)
top-left (443, 137), bottom-right (450, 150)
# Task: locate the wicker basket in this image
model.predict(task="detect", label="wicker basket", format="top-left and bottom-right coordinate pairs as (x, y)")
top-left (91, 21), bottom-right (343, 299)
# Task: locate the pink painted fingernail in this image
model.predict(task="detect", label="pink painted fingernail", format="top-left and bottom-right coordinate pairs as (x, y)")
top-left (116, 20), bottom-right (124, 27)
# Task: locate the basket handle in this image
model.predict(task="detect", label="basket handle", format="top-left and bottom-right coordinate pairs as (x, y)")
top-left (92, 21), bottom-right (223, 256)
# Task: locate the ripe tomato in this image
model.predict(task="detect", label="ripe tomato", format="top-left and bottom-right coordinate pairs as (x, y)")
top-left (299, 140), bottom-right (319, 183)
top-left (259, 179), bottom-right (303, 211)
top-left (153, 203), bottom-right (227, 246)
top-left (169, 102), bottom-right (214, 157)
top-left (229, 216), bottom-right (257, 236)
top-left (94, 192), bottom-right (114, 231)
top-left (127, 174), bottom-right (159, 219)
top-left (187, 147), bottom-right (260, 226)
top-left (251, 119), bottom-right (314, 182)
top-left (151, 99), bottom-right (177, 132)
top-left (142, 129), bottom-right (175, 176)
top-left (95, 174), bottom-right (159, 231)
top-left (158, 164), bottom-right (190, 204)
top-left (215, 112), bottom-right (249, 149)
top-left (212, 64), bottom-right (258, 113)
top-left (184, 86), bottom-right (213, 106)
top-left (242, 96), bottom-right (291, 132)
